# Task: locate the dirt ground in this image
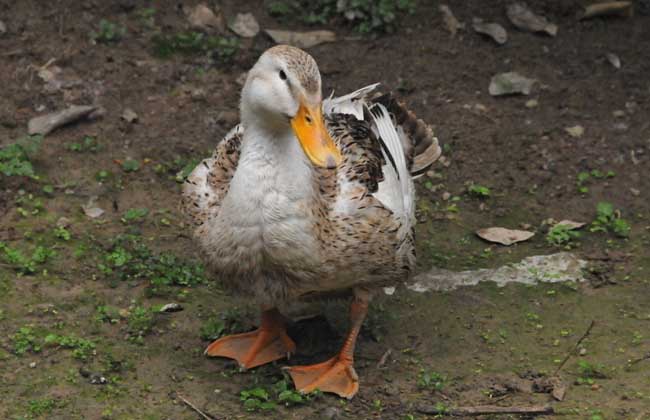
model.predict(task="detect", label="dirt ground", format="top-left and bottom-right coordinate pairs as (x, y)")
top-left (1, 0), bottom-right (650, 419)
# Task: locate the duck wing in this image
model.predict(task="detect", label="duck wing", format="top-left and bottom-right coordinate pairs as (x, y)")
top-left (181, 124), bottom-right (243, 227)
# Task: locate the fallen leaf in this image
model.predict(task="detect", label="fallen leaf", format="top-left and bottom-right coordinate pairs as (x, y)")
top-left (472, 18), bottom-right (507, 44)
top-left (186, 3), bottom-right (224, 32)
top-left (489, 72), bottom-right (536, 96)
top-left (550, 378), bottom-right (567, 401)
top-left (507, 2), bottom-right (558, 36)
top-left (606, 52), bottom-right (621, 69)
top-left (229, 12), bottom-right (259, 38)
top-left (565, 125), bottom-right (584, 138)
top-left (265, 29), bottom-right (336, 49)
top-left (439, 5), bottom-right (465, 36)
top-left (581, 1), bottom-right (633, 19)
top-left (554, 220), bottom-right (586, 230)
top-left (121, 108), bottom-right (138, 123)
top-left (477, 227), bottom-right (535, 245)
top-left (82, 197), bottom-right (105, 219)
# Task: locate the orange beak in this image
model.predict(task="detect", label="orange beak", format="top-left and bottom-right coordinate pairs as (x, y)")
top-left (291, 101), bottom-right (341, 169)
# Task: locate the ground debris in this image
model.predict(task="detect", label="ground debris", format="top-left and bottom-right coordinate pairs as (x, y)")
top-left (476, 227), bottom-right (534, 245)
top-left (82, 196), bottom-right (105, 219)
top-left (472, 18), bottom-right (507, 44)
top-left (160, 303), bottom-right (183, 313)
top-left (265, 29), bottom-right (336, 49)
top-left (229, 13), bottom-right (259, 38)
top-left (186, 3), bottom-right (225, 32)
top-left (507, 2), bottom-right (558, 36)
top-left (580, 1), bottom-right (633, 19)
top-left (554, 220), bottom-right (586, 230)
top-left (0, 20), bottom-right (6, 35)
top-left (28, 105), bottom-right (98, 136)
top-left (439, 5), bottom-right (465, 36)
top-left (417, 404), bottom-right (554, 416)
top-left (489, 72), bottom-right (536, 96)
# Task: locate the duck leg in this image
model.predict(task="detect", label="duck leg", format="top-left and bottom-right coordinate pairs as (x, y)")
top-left (285, 289), bottom-right (370, 399)
top-left (205, 307), bottom-right (296, 370)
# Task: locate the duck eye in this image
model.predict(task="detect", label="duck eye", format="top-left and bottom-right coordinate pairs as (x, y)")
top-left (279, 70), bottom-right (287, 80)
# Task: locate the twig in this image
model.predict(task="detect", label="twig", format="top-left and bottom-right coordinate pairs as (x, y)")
top-left (628, 352), bottom-right (650, 367)
top-left (377, 348), bottom-right (392, 368)
top-left (554, 320), bottom-right (595, 375)
top-left (417, 404), bottom-right (554, 416)
top-left (177, 393), bottom-right (215, 420)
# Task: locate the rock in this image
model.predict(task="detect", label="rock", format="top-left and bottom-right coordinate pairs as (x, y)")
top-left (472, 18), bottom-right (507, 44)
top-left (489, 72), bottom-right (536, 96)
top-left (28, 105), bottom-right (97, 136)
top-left (186, 3), bottom-right (225, 32)
top-left (439, 5), bottom-right (464, 36)
top-left (565, 125), bottom-right (584, 138)
top-left (121, 108), bottom-right (138, 123)
top-left (265, 29), bottom-right (336, 49)
top-left (160, 303), bottom-right (183, 313)
top-left (606, 52), bottom-right (621, 69)
top-left (29, 362), bottom-right (36, 368)
top-left (579, 348), bottom-right (587, 356)
top-left (476, 227), bottom-right (535, 246)
top-left (630, 187), bottom-right (640, 196)
top-left (0, 20), bottom-right (6, 35)
top-left (410, 252), bottom-right (587, 292)
top-left (191, 88), bottom-right (207, 101)
top-left (612, 109), bottom-right (625, 117)
top-left (229, 13), bottom-right (259, 38)
top-left (507, 2), bottom-right (558, 36)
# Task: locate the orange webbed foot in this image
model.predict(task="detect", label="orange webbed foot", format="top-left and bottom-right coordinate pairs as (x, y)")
top-left (285, 356), bottom-right (359, 399)
top-left (205, 309), bottom-right (296, 370)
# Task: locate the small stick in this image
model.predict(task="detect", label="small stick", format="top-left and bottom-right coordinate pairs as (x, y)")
top-left (417, 404), bottom-right (554, 416)
top-left (628, 352), bottom-right (650, 367)
top-left (581, 1), bottom-right (633, 19)
top-left (554, 320), bottom-right (595, 375)
top-left (377, 348), bottom-right (392, 368)
top-left (177, 393), bottom-right (215, 420)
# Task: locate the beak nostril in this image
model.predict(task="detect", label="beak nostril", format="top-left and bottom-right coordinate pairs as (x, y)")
top-left (305, 115), bottom-right (313, 124)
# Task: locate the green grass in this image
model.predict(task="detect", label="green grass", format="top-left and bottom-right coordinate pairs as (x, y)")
top-left (67, 136), bottom-right (101, 153)
top-left (0, 242), bottom-right (55, 274)
top-left (91, 19), bottom-right (126, 43)
top-left (267, 0), bottom-right (416, 33)
top-left (151, 32), bottom-right (239, 62)
top-left (467, 184), bottom-right (490, 198)
top-left (590, 202), bottom-right (631, 238)
top-left (12, 326), bottom-right (41, 356)
top-left (0, 135), bottom-right (43, 178)
top-left (44, 334), bottom-right (96, 360)
top-left (416, 369), bottom-right (446, 390)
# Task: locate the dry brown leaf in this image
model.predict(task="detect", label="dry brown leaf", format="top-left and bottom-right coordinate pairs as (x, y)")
top-left (265, 29), bottom-right (336, 49)
top-left (439, 5), bottom-right (465, 36)
top-left (581, 1), bottom-right (633, 19)
top-left (472, 18), bottom-right (508, 44)
top-left (477, 227), bottom-right (535, 245)
top-left (555, 220), bottom-right (586, 230)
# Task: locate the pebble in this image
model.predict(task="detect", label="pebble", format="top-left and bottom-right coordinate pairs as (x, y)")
top-left (29, 362), bottom-right (36, 368)
top-left (442, 192), bottom-right (451, 201)
top-left (612, 110), bottom-right (625, 118)
top-left (319, 407), bottom-right (341, 420)
top-left (579, 348), bottom-right (587, 356)
top-left (0, 20), bottom-right (6, 35)
top-left (630, 188), bottom-right (640, 197)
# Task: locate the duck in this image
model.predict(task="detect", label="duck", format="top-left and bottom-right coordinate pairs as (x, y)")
top-left (182, 44), bottom-right (440, 399)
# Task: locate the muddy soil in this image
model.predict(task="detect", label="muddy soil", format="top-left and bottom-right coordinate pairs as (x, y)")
top-left (1, 1), bottom-right (650, 419)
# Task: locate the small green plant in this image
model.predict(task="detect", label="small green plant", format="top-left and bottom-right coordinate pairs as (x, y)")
top-left (98, 235), bottom-right (205, 293)
top-left (127, 305), bottom-right (155, 344)
top-left (267, 0), bottom-right (416, 33)
top-left (44, 334), bottom-right (96, 360)
top-left (240, 379), bottom-right (317, 412)
top-left (0, 135), bottom-right (43, 178)
top-left (152, 32), bottom-right (239, 62)
top-left (0, 242), bottom-right (55, 274)
top-left (467, 184), bottom-right (490, 198)
top-left (95, 305), bottom-right (121, 324)
top-left (27, 398), bottom-right (58, 417)
top-left (121, 208), bottom-right (149, 224)
top-left (241, 387), bottom-right (276, 412)
top-left (95, 169), bottom-right (112, 182)
top-left (576, 360), bottom-right (607, 385)
top-left (417, 369), bottom-right (446, 390)
top-left (138, 7), bottom-right (157, 28)
top-left (546, 224), bottom-right (580, 246)
top-left (200, 308), bottom-right (245, 341)
top-left (590, 202), bottom-right (631, 238)
top-left (91, 19), bottom-right (126, 43)
top-left (53, 226), bottom-right (71, 241)
top-left (12, 326), bottom-right (41, 355)
top-left (67, 136), bottom-right (101, 153)
top-left (121, 159), bottom-right (141, 172)
top-left (576, 170), bottom-right (615, 193)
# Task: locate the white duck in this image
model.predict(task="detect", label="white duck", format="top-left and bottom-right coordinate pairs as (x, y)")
top-left (183, 45), bottom-right (440, 399)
